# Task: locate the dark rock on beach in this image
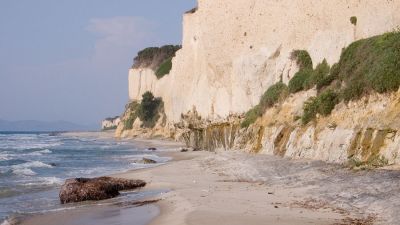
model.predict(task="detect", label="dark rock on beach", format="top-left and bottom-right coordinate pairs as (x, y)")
top-left (147, 147), bottom-right (157, 151)
top-left (133, 158), bottom-right (157, 164)
top-left (59, 177), bottom-right (146, 204)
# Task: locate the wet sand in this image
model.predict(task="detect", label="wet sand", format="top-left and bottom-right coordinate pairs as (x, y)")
top-left (20, 204), bottom-right (159, 225)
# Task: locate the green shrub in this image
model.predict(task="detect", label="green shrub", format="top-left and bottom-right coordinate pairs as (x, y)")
top-left (341, 81), bottom-right (365, 102)
top-left (336, 31), bottom-right (400, 98)
top-left (317, 90), bottom-right (338, 116)
top-left (301, 97), bottom-right (318, 125)
top-left (260, 82), bottom-right (289, 110)
top-left (155, 57), bottom-right (173, 79)
top-left (288, 68), bottom-right (313, 93)
top-left (317, 63), bottom-right (339, 90)
top-left (241, 82), bottom-right (289, 128)
top-left (302, 90), bottom-right (338, 124)
top-left (312, 59), bottom-right (330, 86)
top-left (291, 50), bottom-right (313, 70)
top-left (350, 16), bottom-right (357, 25)
top-left (137, 91), bottom-right (163, 128)
top-left (241, 105), bottom-right (262, 128)
top-left (132, 45), bottom-right (181, 74)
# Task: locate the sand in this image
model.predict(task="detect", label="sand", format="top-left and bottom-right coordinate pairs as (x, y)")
top-left (19, 133), bottom-right (399, 225)
top-left (113, 151), bottom-right (360, 225)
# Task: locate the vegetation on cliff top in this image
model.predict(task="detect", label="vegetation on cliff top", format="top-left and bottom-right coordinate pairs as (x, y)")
top-left (132, 45), bottom-right (181, 79)
top-left (155, 57), bottom-right (173, 79)
top-left (302, 31), bottom-right (400, 124)
top-left (242, 31), bottom-right (400, 127)
top-left (123, 92), bottom-right (164, 130)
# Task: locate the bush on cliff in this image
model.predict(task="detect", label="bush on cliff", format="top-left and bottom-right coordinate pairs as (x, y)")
top-left (336, 31), bottom-right (400, 95)
top-left (155, 57), bottom-right (173, 79)
top-left (132, 45), bottom-right (180, 79)
top-left (288, 50), bottom-right (314, 93)
top-left (241, 105), bottom-right (262, 128)
top-left (137, 91), bottom-right (163, 128)
top-left (291, 50), bottom-right (313, 70)
top-left (241, 82), bottom-right (289, 127)
top-left (301, 90), bottom-right (338, 125)
top-left (260, 82), bottom-right (289, 110)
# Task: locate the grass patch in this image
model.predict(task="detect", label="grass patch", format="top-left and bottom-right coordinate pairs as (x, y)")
top-left (242, 82), bottom-right (288, 127)
top-left (301, 90), bottom-right (338, 125)
top-left (260, 82), bottom-right (289, 110)
top-left (301, 31), bottom-right (400, 124)
top-left (291, 50), bottom-right (313, 70)
top-left (241, 105), bottom-right (262, 128)
top-left (155, 57), bottom-right (173, 79)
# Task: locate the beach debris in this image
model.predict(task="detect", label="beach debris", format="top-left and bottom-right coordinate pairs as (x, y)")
top-left (133, 158), bottom-right (157, 164)
top-left (59, 177), bottom-right (146, 204)
top-left (147, 147), bottom-right (157, 151)
top-left (115, 199), bottom-right (161, 207)
top-left (180, 148), bottom-right (189, 152)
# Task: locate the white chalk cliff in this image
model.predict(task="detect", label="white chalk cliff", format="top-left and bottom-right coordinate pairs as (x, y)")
top-left (119, 0), bottom-right (400, 166)
top-left (128, 0), bottom-right (400, 122)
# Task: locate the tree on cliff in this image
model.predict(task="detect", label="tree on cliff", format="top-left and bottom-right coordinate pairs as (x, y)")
top-left (137, 91), bottom-right (163, 128)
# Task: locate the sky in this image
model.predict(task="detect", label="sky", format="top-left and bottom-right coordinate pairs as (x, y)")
top-left (0, 0), bottom-right (196, 127)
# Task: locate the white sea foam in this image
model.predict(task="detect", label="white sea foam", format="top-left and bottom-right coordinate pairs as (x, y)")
top-left (23, 177), bottom-right (63, 186)
top-left (0, 153), bottom-right (10, 160)
top-left (12, 161), bottom-right (53, 170)
top-left (12, 168), bottom-right (37, 176)
top-left (25, 149), bottom-right (53, 156)
top-left (38, 149), bottom-right (52, 154)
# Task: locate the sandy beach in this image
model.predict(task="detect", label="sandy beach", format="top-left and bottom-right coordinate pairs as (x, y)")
top-left (18, 133), bottom-right (400, 225)
top-left (113, 151), bottom-right (375, 225)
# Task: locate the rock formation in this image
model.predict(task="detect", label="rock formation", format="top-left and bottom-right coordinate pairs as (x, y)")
top-left (59, 177), bottom-right (146, 203)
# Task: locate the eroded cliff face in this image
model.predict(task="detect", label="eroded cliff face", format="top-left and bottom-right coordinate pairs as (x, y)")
top-left (129, 0), bottom-right (400, 121)
top-left (118, 0), bottom-right (400, 166)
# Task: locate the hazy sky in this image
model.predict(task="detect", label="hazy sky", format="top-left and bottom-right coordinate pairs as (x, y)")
top-left (0, 0), bottom-right (196, 126)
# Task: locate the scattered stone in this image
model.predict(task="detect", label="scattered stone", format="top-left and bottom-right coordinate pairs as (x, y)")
top-left (193, 148), bottom-right (202, 151)
top-left (147, 147), bottom-right (157, 151)
top-left (59, 177), bottom-right (146, 204)
top-left (268, 192), bottom-right (274, 195)
top-left (274, 205), bottom-right (279, 208)
top-left (133, 158), bottom-right (157, 164)
top-left (180, 148), bottom-right (189, 152)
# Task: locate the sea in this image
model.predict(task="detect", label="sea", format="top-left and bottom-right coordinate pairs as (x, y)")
top-left (0, 132), bottom-right (169, 224)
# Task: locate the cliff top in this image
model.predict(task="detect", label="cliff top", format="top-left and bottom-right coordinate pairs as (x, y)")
top-left (132, 45), bottom-right (181, 70)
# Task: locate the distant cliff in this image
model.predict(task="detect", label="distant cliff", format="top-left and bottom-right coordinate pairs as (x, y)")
top-left (117, 0), bottom-right (400, 167)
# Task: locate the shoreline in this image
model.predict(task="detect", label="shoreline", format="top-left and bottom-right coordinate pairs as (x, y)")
top-left (15, 132), bottom-right (185, 225)
top-left (15, 132), bottom-right (400, 225)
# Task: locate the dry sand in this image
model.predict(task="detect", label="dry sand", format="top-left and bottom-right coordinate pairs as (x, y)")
top-left (114, 151), bottom-right (369, 225)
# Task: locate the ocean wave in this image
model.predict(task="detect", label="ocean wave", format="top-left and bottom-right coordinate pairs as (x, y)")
top-left (0, 142), bottom-right (62, 151)
top-left (12, 161), bottom-right (53, 170)
top-left (0, 154), bottom-right (10, 161)
top-left (23, 176), bottom-right (63, 186)
top-left (11, 168), bottom-right (37, 176)
top-left (25, 149), bottom-right (53, 156)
